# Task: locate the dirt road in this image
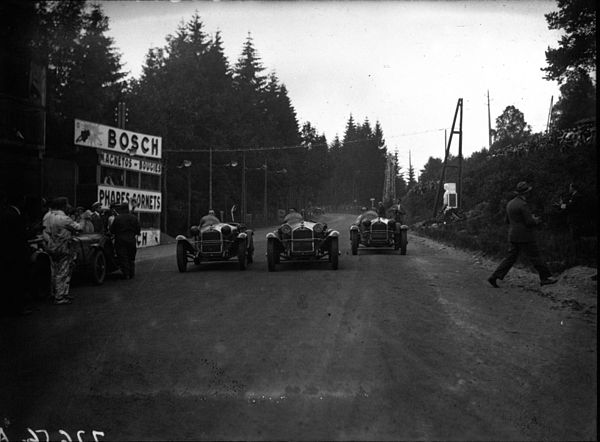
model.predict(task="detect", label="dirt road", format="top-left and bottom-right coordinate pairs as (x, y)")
top-left (0, 213), bottom-right (596, 441)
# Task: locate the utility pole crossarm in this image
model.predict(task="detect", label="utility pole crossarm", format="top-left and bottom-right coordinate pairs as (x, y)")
top-left (433, 98), bottom-right (463, 219)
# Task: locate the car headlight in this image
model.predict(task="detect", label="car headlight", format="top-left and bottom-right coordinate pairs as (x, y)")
top-left (190, 226), bottom-right (199, 236)
top-left (313, 222), bottom-right (324, 233)
top-left (280, 224), bottom-right (292, 235)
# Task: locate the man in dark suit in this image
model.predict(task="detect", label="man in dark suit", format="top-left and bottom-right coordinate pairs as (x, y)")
top-left (110, 203), bottom-right (141, 279)
top-left (488, 181), bottom-right (557, 288)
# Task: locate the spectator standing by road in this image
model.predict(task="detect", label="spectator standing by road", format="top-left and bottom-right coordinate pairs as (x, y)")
top-left (43, 197), bottom-right (81, 305)
top-left (79, 210), bottom-right (94, 233)
top-left (110, 203), bottom-right (141, 279)
top-left (391, 199), bottom-right (406, 224)
top-left (560, 182), bottom-right (586, 255)
top-left (90, 202), bottom-right (104, 233)
top-left (488, 181), bottom-right (557, 288)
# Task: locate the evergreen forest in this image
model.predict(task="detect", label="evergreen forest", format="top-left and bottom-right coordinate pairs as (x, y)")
top-left (3, 0), bottom-right (596, 268)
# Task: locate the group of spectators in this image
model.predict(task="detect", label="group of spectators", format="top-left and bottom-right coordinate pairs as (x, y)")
top-left (1, 195), bottom-right (140, 316)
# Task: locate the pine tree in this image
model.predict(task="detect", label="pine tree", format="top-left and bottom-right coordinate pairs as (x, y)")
top-left (31, 1), bottom-right (126, 147)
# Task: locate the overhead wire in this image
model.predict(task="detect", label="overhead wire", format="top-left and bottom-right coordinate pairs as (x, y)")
top-left (163, 127), bottom-right (448, 154)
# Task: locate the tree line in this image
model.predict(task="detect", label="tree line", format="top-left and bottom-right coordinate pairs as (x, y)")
top-left (4, 0), bottom-right (595, 248)
top-left (8, 1), bottom-right (402, 235)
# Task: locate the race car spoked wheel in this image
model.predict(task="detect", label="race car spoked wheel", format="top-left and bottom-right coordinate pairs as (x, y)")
top-left (350, 231), bottom-right (359, 255)
top-left (267, 238), bottom-right (277, 272)
top-left (400, 230), bottom-right (408, 255)
top-left (89, 249), bottom-right (107, 285)
top-left (330, 237), bottom-right (339, 270)
top-left (176, 241), bottom-right (188, 272)
top-left (238, 239), bottom-right (248, 270)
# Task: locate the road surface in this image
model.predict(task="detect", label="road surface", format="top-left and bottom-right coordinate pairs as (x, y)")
top-left (0, 213), bottom-right (596, 441)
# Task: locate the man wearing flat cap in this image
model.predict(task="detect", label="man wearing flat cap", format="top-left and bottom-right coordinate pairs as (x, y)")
top-left (488, 181), bottom-right (557, 288)
top-left (110, 203), bottom-right (141, 279)
top-left (90, 201), bottom-right (104, 233)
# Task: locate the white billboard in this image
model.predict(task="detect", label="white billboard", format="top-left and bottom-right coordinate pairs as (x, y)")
top-left (98, 151), bottom-right (162, 175)
top-left (74, 119), bottom-right (162, 159)
top-left (137, 229), bottom-right (161, 248)
top-left (97, 185), bottom-right (161, 213)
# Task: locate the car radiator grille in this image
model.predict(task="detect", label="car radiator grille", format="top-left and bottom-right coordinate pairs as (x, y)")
top-left (292, 227), bottom-right (314, 252)
top-left (371, 222), bottom-right (388, 241)
top-left (201, 230), bottom-right (222, 253)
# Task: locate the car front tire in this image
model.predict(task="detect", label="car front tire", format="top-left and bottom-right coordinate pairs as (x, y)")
top-left (177, 241), bottom-right (188, 272)
top-left (238, 239), bottom-right (247, 270)
top-left (89, 249), bottom-right (106, 285)
top-left (330, 237), bottom-right (339, 270)
top-left (350, 231), bottom-right (359, 255)
top-left (267, 238), bottom-right (277, 272)
top-left (400, 230), bottom-right (408, 255)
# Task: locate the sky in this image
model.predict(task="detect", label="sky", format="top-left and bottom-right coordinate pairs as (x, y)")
top-left (100, 0), bottom-right (562, 177)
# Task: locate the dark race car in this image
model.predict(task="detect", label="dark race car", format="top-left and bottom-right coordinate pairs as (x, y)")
top-left (350, 209), bottom-right (408, 255)
top-left (32, 232), bottom-right (119, 287)
top-left (71, 232), bottom-right (119, 284)
top-left (266, 214), bottom-right (340, 271)
top-left (176, 222), bottom-right (254, 272)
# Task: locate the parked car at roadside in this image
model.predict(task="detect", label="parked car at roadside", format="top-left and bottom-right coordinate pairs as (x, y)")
top-left (176, 222), bottom-right (254, 272)
top-left (266, 214), bottom-right (340, 271)
top-left (29, 232), bottom-right (119, 287)
top-left (71, 232), bottom-right (119, 284)
top-left (350, 209), bottom-right (408, 255)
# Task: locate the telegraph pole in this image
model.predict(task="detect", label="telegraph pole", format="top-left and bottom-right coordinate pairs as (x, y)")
top-left (241, 151), bottom-right (246, 224)
top-left (546, 96), bottom-right (554, 133)
top-left (457, 99), bottom-right (463, 211)
top-left (433, 98), bottom-right (463, 218)
top-left (209, 146), bottom-right (213, 210)
top-left (487, 90), bottom-right (492, 149)
top-left (263, 159), bottom-right (268, 223)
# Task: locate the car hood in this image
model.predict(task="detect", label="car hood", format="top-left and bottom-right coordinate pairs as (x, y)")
top-left (200, 223), bottom-right (237, 233)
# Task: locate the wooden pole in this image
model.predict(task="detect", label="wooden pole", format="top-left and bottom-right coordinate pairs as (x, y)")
top-left (487, 90), bottom-right (492, 149)
top-left (458, 98), bottom-right (463, 210)
top-left (242, 151), bottom-right (246, 224)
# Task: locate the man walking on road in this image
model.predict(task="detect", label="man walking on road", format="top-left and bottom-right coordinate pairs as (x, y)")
top-left (110, 203), bottom-right (141, 279)
top-left (488, 181), bottom-right (557, 288)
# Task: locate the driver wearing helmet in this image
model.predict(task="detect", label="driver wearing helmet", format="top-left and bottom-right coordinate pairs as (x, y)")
top-left (199, 209), bottom-right (220, 227)
top-left (283, 208), bottom-right (303, 224)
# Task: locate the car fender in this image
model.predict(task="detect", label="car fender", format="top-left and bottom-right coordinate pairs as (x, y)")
top-left (400, 225), bottom-right (409, 230)
top-left (176, 236), bottom-right (196, 253)
top-left (350, 225), bottom-right (359, 232)
top-left (237, 232), bottom-right (248, 240)
top-left (327, 230), bottom-right (340, 238)
top-left (266, 232), bottom-right (278, 240)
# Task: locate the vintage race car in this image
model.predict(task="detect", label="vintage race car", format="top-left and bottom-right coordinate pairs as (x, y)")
top-left (266, 216), bottom-right (340, 271)
top-left (29, 232), bottom-right (119, 287)
top-left (350, 210), bottom-right (408, 255)
top-left (176, 222), bottom-right (254, 272)
top-left (71, 232), bottom-right (119, 284)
